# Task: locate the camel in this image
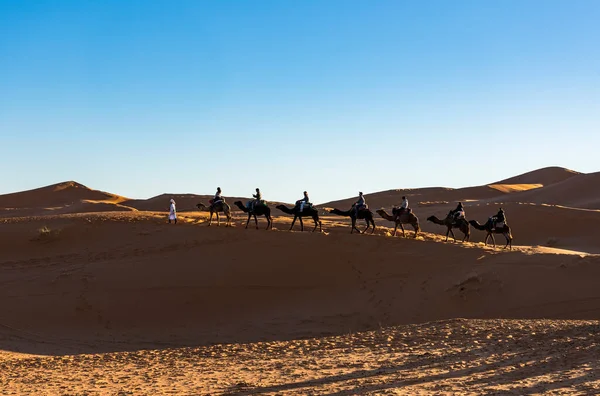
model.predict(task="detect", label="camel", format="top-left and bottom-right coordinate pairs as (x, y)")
top-left (233, 200), bottom-right (273, 230)
top-left (275, 204), bottom-right (322, 232)
top-left (469, 219), bottom-right (513, 249)
top-left (329, 206), bottom-right (376, 234)
top-left (375, 208), bottom-right (420, 238)
top-left (427, 212), bottom-right (470, 242)
top-left (196, 201), bottom-right (232, 227)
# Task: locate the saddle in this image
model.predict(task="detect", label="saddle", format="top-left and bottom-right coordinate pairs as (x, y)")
top-left (393, 207), bottom-right (411, 216)
top-left (210, 199), bottom-right (224, 208)
top-left (295, 202), bottom-right (313, 212)
top-left (248, 200), bottom-right (266, 208)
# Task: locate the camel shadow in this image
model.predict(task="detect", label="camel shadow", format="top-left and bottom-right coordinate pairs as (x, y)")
top-left (228, 322), bottom-right (600, 395)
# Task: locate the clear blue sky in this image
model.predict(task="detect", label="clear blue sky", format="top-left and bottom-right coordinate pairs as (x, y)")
top-left (1, 0), bottom-right (599, 204)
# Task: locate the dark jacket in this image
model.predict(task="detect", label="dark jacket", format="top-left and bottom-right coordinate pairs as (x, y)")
top-left (496, 210), bottom-right (505, 223)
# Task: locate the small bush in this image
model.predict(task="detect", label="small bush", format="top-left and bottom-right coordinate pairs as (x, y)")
top-left (34, 226), bottom-right (59, 242)
top-left (39, 226), bottom-right (52, 237)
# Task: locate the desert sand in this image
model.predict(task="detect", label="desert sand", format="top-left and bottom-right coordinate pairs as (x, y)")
top-left (1, 166), bottom-right (600, 394)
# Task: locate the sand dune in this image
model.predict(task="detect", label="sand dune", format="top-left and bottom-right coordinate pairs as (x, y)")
top-left (2, 168), bottom-right (600, 394)
top-left (2, 212), bottom-right (600, 356)
top-left (491, 171), bottom-right (600, 210)
top-left (494, 166), bottom-right (581, 186)
top-left (0, 181), bottom-right (132, 217)
top-left (323, 166), bottom-right (584, 210)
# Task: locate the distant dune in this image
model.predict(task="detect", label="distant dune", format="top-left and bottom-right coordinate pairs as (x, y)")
top-left (322, 166), bottom-right (589, 211)
top-left (0, 181), bottom-right (133, 217)
top-left (491, 171), bottom-right (600, 210)
top-left (494, 166), bottom-right (581, 186)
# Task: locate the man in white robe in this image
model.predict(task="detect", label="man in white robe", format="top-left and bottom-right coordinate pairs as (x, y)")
top-left (168, 199), bottom-right (177, 224)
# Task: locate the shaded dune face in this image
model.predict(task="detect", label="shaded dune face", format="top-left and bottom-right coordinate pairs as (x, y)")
top-left (1, 211), bottom-right (600, 356)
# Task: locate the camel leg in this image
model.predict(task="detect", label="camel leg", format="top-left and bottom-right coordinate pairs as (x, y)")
top-left (362, 219), bottom-right (369, 234)
top-left (299, 216), bottom-right (304, 232)
top-left (208, 211), bottom-right (213, 226)
top-left (392, 223), bottom-right (399, 237)
top-left (371, 219), bottom-right (376, 234)
top-left (400, 224), bottom-right (406, 238)
top-left (362, 218), bottom-right (371, 234)
top-left (267, 215), bottom-right (272, 230)
top-left (290, 216), bottom-right (297, 231)
top-left (312, 218), bottom-right (318, 232)
top-left (449, 228), bottom-right (456, 242)
top-left (490, 233), bottom-right (496, 247)
top-left (245, 214), bottom-right (251, 229)
top-left (503, 232), bottom-right (511, 249)
top-left (254, 214), bottom-right (258, 229)
top-left (413, 223), bottom-right (419, 238)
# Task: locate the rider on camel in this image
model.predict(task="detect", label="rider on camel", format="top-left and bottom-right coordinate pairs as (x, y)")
top-left (394, 196), bottom-right (409, 220)
top-left (490, 207), bottom-right (506, 228)
top-left (353, 192), bottom-right (366, 217)
top-left (297, 191), bottom-right (310, 212)
top-left (211, 187), bottom-right (223, 209)
top-left (451, 202), bottom-right (465, 222)
top-left (248, 188), bottom-right (262, 211)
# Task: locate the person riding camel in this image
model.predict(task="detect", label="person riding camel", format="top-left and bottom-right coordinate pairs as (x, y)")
top-left (248, 188), bottom-right (262, 211)
top-left (400, 196), bottom-right (409, 211)
top-left (297, 191), bottom-right (310, 212)
top-left (353, 192), bottom-right (366, 217)
top-left (451, 202), bottom-right (466, 222)
top-left (393, 196), bottom-right (409, 220)
top-left (210, 187), bottom-right (223, 209)
top-left (490, 207), bottom-right (506, 229)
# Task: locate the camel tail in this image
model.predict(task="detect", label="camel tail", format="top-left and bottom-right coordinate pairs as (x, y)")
top-left (468, 220), bottom-right (487, 231)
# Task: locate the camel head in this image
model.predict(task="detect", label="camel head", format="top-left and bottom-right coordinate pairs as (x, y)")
top-left (426, 215), bottom-right (435, 222)
top-left (196, 203), bottom-right (206, 209)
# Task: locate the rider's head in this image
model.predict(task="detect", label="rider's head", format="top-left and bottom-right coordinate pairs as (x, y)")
top-left (359, 191), bottom-right (363, 195)
top-left (303, 191), bottom-right (307, 195)
top-left (217, 187), bottom-right (221, 192)
top-left (402, 196), bottom-right (406, 200)
top-left (256, 188), bottom-right (260, 192)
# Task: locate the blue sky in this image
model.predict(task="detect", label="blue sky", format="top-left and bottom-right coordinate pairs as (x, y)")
top-left (1, 0), bottom-right (599, 203)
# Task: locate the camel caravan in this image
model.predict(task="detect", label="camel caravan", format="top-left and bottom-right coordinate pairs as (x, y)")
top-left (178, 188), bottom-right (513, 249)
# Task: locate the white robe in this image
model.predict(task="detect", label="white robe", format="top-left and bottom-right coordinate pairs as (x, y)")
top-left (169, 203), bottom-right (177, 220)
